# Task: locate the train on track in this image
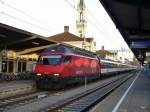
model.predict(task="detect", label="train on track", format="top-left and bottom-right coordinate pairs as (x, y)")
top-left (35, 44), bottom-right (136, 89)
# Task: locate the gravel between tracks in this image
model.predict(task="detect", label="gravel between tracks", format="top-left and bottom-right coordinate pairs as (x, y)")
top-left (5, 72), bottom-right (135, 112)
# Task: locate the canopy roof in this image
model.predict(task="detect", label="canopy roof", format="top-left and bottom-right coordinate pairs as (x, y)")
top-left (0, 23), bottom-right (56, 52)
top-left (99, 0), bottom-right (150, 64)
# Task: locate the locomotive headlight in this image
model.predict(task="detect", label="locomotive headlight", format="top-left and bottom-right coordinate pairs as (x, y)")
top-left (37, 73), bottom-right (41, 76)
top-left (54, 73), bottom-right (60, 76)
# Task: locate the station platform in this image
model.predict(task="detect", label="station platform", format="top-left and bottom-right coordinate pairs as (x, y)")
top-left (90, 70), bottom-right (150, 112)
top-left (0, 80), bottom-right (36, 99)
top-left (115, 70), bottom-right (150, 112)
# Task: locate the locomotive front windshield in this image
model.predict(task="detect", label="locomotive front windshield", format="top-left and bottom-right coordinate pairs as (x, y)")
top-left (38, 55), bottom-right (62, 65)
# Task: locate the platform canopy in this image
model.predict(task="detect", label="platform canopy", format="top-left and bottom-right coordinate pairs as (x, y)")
top-left (0, 23), bottom-right (56, 53)
top-left (99, 0), bottom-right (150, 64)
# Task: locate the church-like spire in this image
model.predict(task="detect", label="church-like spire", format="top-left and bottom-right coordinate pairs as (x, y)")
top-left (78, 0), bottom-right (85, 13)
top-left (76, 0), bottom-right (86, 38)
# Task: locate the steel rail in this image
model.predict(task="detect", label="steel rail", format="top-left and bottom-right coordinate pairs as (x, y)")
top-left (0, 91), bottom-right (49, 111)
top-left (39, 73), bottom-right (134, 112)
top-left (59, 75), bottom-right (132, 112)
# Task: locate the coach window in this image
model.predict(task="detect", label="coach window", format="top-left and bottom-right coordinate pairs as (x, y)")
top-left (64, 56), bottom-right (72, 63)
top-left (101, 63), bottom-right (105, 68)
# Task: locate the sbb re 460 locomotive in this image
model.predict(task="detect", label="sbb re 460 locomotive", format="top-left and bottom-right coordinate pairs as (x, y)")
top-left (35, 44), bottom-right (136, 89)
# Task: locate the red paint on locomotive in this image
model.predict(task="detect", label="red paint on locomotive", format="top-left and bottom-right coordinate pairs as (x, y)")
top-left (34, 52), bottom-right (101, 78)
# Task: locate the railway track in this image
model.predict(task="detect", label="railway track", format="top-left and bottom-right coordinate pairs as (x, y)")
top-left (40, 74), bottom-right (133, 112)
top-left (0, 84), bottom-right (85, 111)
top-left (0, 91), bottom-right (50, 111)
top-left (1, 72), bottom-right (136, 112)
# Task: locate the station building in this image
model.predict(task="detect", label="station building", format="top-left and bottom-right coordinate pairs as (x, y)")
top-left (0, 23), bottom-right (96, 74)
top-left (0, 50), bottom-right (38, 73)
top-left (0, 23), bottom-right (56, 73)
top-left (48, 26), bottom-right (96, 52)
top-left (96, 46), bottom-right (118, 61)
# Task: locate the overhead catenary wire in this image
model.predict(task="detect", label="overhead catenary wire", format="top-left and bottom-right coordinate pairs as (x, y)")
top-left (85, 3), bottom-right (124, 49)
top-left (86, 7), bottom-right (114, 37)
top-left (86, 8), bottom-right (124, 47)
top-left (0, 11), bottom-right (54, 34)
top-left (85, 3), bottom-right (132, 52)
top-left (0, 0), bottom-right (131, 53)
top-left (1, 0), bottom-right (116, 43)
top-left (64, 0), bottom-right (122, 49)
top-left (64, 0), bottom-right (104, 35)
top-left (65, 0), bottom-right (134, 60)
top-left (0, 0), bottom-right (55, 34)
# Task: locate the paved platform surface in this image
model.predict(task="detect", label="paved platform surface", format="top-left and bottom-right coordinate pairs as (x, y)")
top-left (90, 70), bottom-right (150, 112)
top-left (0, 80), bottom-right (36, 99)
top-left (0, 80), bottom-right (34, 91)
top-left (115, 70), bottom-right (150, 112)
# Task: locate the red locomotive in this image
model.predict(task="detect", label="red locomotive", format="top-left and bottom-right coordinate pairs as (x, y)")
top-left (35, 44), bottom-right (136, 89)
top-left (35, 44), bottom-right (101, 89)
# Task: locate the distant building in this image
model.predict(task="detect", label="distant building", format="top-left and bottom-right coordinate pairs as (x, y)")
top-left (97, 46), bottom-right (134, 63)
top-left (96, 50), bottom-right (118, 61)
top-left (106, 50), bottom-right (118, 61)
top-left (117, 48), bottom-right (134, 63)
top-left (96, 46), bottom-right (107, 58)
top-left (48, 26), bottom-right (96, 52)
top-left (85, 38), bottom-right (96, 52)
top-left (96, 46), bottom-right (118, 61)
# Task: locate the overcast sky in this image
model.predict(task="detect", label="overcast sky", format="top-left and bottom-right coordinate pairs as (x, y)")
top-left (0, 0), bottom-right (131, 51)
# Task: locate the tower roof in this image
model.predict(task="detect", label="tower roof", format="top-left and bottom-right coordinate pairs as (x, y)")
top-left (78, 0), bottom-right (85, 12)
top-left (80, 0), bottom-right (84, 6)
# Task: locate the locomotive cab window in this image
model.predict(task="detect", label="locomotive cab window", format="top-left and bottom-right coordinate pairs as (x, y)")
top-left (38, 55), bottom-right (62, 65)
top-left (63, 56), bottom-right (72, 63)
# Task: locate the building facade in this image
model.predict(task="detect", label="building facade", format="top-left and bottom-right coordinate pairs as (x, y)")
top-left (0, 50), bottom-right (38, 73)
top-left (48, 26), bottom-right (96, 52)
